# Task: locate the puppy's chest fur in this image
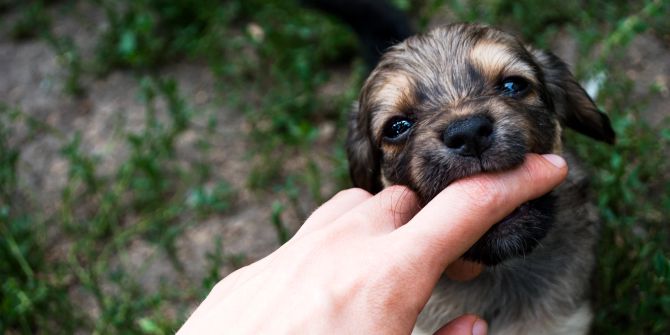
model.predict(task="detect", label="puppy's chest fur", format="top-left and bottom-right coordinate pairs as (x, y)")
top-left (415, 153), bottom-right (599, 335)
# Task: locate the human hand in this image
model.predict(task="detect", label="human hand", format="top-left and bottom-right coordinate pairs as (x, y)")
top-left (178, 154), bottom-right (568, 335)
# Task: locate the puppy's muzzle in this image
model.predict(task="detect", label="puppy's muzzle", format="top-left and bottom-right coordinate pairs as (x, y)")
top-left (443, 114), bottom-right (494, 158)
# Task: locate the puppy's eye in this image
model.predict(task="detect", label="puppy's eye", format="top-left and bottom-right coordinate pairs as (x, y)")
top-left (499, 76), bottom-right (529, 97)
top-left (383, 117), bottom-right (414, 141)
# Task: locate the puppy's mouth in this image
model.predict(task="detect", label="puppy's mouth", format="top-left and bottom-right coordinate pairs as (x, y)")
top-left (498, 201), bottom-right (531, 226)
top-left (415, 151), bottom-right (555, 266)
top-left (461, 193), bottom-right (555, 266)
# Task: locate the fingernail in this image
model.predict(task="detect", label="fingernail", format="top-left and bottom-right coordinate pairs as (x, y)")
top-left (542, 154), bottom-right (566, 169)
top-left (472, 318), bottom-right (487, 335)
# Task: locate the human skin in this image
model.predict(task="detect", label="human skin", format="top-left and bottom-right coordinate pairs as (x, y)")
top-left (178, 154), bottom-right (568, 335)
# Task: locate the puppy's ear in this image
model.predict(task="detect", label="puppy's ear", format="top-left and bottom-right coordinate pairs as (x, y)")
top-left (346, 102), bottom-right (383, 193)
top-left (532, 49), bottom-right (616, 144)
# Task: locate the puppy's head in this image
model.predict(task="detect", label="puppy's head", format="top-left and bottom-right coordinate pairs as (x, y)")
top-left (347, 24), bottom-right (614, 266)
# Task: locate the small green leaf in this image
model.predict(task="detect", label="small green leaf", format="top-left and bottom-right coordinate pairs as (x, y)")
top-left (119, 31), bottom-right (136, 56)
top-left (138, 317), bottom-right (163, 335)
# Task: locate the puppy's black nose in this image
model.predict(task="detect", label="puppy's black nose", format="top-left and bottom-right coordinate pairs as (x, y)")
top-left (443, 115), bottom-right (494, 157)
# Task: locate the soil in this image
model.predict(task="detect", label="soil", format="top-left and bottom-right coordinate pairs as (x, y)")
top-left (1, 1), bottom-right (287, 316)
top-left (1, 0), bottom-right (668, 323)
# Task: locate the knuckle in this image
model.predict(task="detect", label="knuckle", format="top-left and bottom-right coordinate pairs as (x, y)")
top-left (379, 186), bottom-right (418, 210)
top-left (383, 184), bottom-right (412, 195)
top-left (379, 186), bottom-right (418, 227)
top-left (520, 161), bottom-right (537, 184)
top-left (335, 188), bottom-right (372, 201)
top-left (211, 266), bottom-right (248, 293)
top-left (347, 210), bottom-right (372, 227)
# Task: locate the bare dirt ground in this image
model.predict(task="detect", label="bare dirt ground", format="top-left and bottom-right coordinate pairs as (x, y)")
top-left (1, 2), bottom-right (351, 321)
top-left (1, 2), bottom-right (286, 314)
top-left (1, 0), bottom-right (668, 323)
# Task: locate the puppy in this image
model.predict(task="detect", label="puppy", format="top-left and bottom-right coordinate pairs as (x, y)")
top-left (347, 24), bottom-right (614, 334)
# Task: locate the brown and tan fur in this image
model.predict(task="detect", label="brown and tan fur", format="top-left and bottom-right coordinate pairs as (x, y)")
top-left (347, 24), bottom-right (614, 334)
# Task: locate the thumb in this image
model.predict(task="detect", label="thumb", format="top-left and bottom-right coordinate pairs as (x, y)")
top-left (433, 315), bottom-right (488, 335)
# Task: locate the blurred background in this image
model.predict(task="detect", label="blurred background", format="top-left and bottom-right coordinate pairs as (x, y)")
top-left (0, 0), bottom-right (668, 333)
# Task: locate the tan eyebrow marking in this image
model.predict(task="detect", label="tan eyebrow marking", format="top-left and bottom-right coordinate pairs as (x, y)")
top-left (470, 41), bottom-right (537, 84)
top-left (370, 73), bottom-right (413, 107)
top-left (370, 73), bottom-right (415, 139)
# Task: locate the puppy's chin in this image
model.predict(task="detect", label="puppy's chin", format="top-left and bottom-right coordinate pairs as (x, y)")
top-left (461, 193), bottom-right (556, 266)
top-left (410, 151), bottom-right (555, 267)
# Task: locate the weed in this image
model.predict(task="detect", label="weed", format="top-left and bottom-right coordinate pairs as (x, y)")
top-left (1, 1), bottom-right (668, 334)
top-left (9, 0), bottom-right (50, 40)
top-left (47, 36), bottom-right (85, 97)
top-left (227, 1), bottom-right (357, 193)
top-left (271, 201), bottom-right (290, 245)
top-left (2, 73), bottom-right (238, 333)
top-left (0, 106), bottom-right (79, 334)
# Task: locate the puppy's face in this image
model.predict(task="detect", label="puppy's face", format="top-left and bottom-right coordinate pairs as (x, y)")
top-left (347, 24), bottom-right (614, 265)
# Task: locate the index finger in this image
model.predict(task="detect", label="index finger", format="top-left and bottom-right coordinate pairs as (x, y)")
top-left (390, 154), bottom-right (568, 276)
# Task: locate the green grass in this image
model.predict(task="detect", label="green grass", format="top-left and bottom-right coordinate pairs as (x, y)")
top-left (1, 0), bottom-right (669, 334)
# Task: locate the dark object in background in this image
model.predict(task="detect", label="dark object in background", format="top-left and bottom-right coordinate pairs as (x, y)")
top-left (302, 0), bottom-right (413, 69)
